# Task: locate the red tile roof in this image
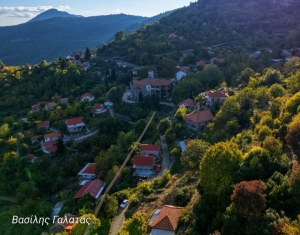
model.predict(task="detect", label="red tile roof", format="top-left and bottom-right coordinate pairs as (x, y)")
top-left (74, 179), bottom-right (106, 199)
top-left (196, 60), bottom-right (206, 66)
top-left (94, 103), bottom-right (103, 109)
top-left (31, 135), bottom-right (41, 141)
top-left (151, 205), bottom-right (183, 231)
top-left (38, 121), bottom-right (49, 128)
top-left (44, 132), bottom-right (61, 139)
top-left (133, 155), bottom-right (154, 166)
top-left (25, 154), bottom-right (35, 159)
top-left (81, 163), bottom-right (97, 174)
top-left (211, 57), bottom-right (225, 63)
top-left (177, 98), bottom-right (196, 107)
top-left (185, 110), bottom-right (214, 124)
top-left (81, 93), bottom-right (94, 99)
top-left (180, 66), bottom-right (190, 73)
top-left (184, 138), bottom-right (191, 146)
top-left (42, 140), bottom-right (55, 148)
top-left (206, 91), bottom-right (228, 98)
top-left (132, 78), bottom-right (172, 86)
top-left (140, 144), bottom-right (160, 152)
top-left (65, 117), bottom-right (84, 126)
top-left (46, 102), bottom-right (57, 107)
top-left (46, 145), bottom-right (57, 153)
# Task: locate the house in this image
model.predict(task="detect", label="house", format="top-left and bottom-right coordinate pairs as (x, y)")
top-left (65, 117), bottom-right (85, 133)
top-left (59, 98), bottom-right (69, 105)
top-left (132, 155), bottom-right (154, 177)
top-left (148, 70), bottom-right (155, 78)
top-left (179, 139), bottom-right (191, 152)
top-left (31, 103), bottom-right (41, 112)
top-left (24, 154), bottom-right (37, 163)
top-left (204, 90), bottom-right (229, 106)
top-left (249, 51), bottom-right (261, 58)
top-left (176, 71), bottom-right (186, 81)
top-left (94, 103), bottom-right (105, 114)
top-left (281, 49), bottom-right (292, 57)
top-left (196, 60), bottom-right (206, 67)
top-left (211, 57), bottom-right (225, 64)
top-left (177, 98), bottom-right (197, 109)
top-left (37, 121), bottom-right (50, 129)
top-left (185, 110), bottom-right (214, 131)
top-left (31, 135), bottom-right (41, 144)
top-left (51, 214), bottom-right (79, 234)
top-left (179, 55), bottom-right (187, 62)
top-left (149, 205), bottom-right (183, 235)
top-left (104, 100), bottom-right (113, 107)
top-left (80, 93), bottom-right (95, 102)
top-left (180, 66), bottom-right (190, 73)
top-left (140, 144), bottom-right (160, 157)
top-left (45, 102), bottom-right (57, 111)
top-left (207, 50), bottom-right (214, 56)
top-left (129, 76), bottom-right (173, 101)
top-left (73, 179), bottom-right (106, 200)
top-left (179, 36), bottom-right (185, 40)
top-left (42, 140), bottom-right (57, 155)
top-left (285, 56), bottom-right (293, 62)
top-left (78, 163), bottom-right (97, 180)
top-left (51, 201), bottom-right (64, 219)
top-left (44, 132), bottom-right (61, 142)
top-left (169, 33), bottom-right (177, 38)
top-left (132, 69), bottom-right (138, 75)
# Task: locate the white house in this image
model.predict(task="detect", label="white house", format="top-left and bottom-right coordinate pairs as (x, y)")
top-left (80, 93), bottom-right (95, 102)
top-left (42, 141), bottom-right (57, 155)
top-left (176, 71), bottom-right (186, 81)
top-left (93, 103), bottom-right (106, 114)
top-left (45, 102), bottom-right (57, 111)
top-left (104, 100), bottom-right (113, 107)
top-left (133, 155), bottom-right (154, 177)
top-left (78, 163), bottom-right (97, 180)
top-left (65, 117), bottom-right (86, 133)
top-left (44, 132), bottom-right (61, 142)
top-left (204, 90), bottom-right (228, 106)
top-left (140, 144), bottom-right (161, 157)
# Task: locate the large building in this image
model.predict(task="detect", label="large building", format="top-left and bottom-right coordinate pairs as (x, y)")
top-left (130, 77), bottom-right (173, 101)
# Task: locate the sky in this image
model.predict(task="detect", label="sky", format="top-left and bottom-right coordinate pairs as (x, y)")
top-left (0, 0), bottom-right (194, 26)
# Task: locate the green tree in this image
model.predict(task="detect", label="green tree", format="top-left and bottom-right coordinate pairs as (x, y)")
top-left (175, 107), bottom-right (187, 122)
top-left (101, 194), bottom-right (118, 219)
top-left (71, 214), bottom-right (100, 235)
top-left (16, 181), bottom-right (39, 204)
top-left (118, 212), bottom-right (147, 235)
top-left (200, 141), bottom-right (243, 195)
top-left (269, 84), bottom-right (285, 98)
top-left (115, 31), bottom-right (126, 41)
top-left (157, 118), bottom-right (172, 135)
top-left (181, 139), bottom-right (210, 169)
top-left (287, 71), bottom-right (300, 94)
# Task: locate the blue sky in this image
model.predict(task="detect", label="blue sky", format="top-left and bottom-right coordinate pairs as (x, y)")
top-left (0, 0), bottom-right (194, 26)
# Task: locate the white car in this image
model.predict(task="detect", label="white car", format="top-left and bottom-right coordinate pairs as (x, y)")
top-left (120, 199), bottom-right (129, 208)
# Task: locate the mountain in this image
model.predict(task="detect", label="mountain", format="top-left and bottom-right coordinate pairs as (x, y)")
top-left (27, 9), bottom-right (82, 23)
top-left (0, 14), bottom-right (149, 65)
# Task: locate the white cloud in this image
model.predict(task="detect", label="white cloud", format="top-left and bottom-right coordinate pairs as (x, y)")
top-left (116, 9), bottom-right (120, 12)
top-left (85, 10), bottom-right (91, 13)
top-left (0, 5), bottom-right (71, 16)
top-left (8, 12), bottom-right (36, 18)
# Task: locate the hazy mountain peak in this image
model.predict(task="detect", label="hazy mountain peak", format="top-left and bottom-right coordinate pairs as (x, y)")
top-left (27, 8), bottom-right (83, 23)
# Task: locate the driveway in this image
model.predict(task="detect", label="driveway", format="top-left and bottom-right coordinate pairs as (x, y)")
top-left (109, 206), bottom-right (127, 235)
top-left (122, 90), bottom-right (136, 104)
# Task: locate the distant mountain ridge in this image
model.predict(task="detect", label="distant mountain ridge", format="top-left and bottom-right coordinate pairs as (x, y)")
top-left (27, 9), bottom-right (83, 23)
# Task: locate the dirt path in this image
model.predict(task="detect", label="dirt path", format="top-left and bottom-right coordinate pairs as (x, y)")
top-left (109, 207), bottom-right (127, 235)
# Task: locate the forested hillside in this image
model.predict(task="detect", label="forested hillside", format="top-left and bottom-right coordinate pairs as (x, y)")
top-left (1, 0), bottom-right (300, 235)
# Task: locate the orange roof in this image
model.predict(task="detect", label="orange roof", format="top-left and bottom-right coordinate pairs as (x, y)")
top-left (151, 205), bottom-right (183, 231)
top-left (44, 132), bottom-right (61, 139)
top-left (52, 215), bottom-right (79, 229)
top-left (196, 60), bottom-right (206, 66)
top-left (46, 102), bottom-right (57, 107)
top-left (180, 66), bottom-right (190, 73)
top-left (42, 140), bottom-right (55, 148)
top-left (81, 93), bottom-right (94, 99)
top-left (66, 117), bottom-right (84, 126)
top-left (74, 179), bottom-right (106, 199)
top-left (25, 154), bottom-right (35, 159)
top-left (177, 98), bottom-right (196, 107)
top-left (133, 155), bottom-right (154, 166)
top-left (94, 103), bottom-right (103, 109)
top-left (184, 138), bottom-right (191, 146)
top-left (38, 121), bottom-right (49, 128)
top-left (206, 91), bottom-right (228, 98)
top-left (140, 144), bottom-right (160, 152)
top-left (80, 163), bottom-right (97, 174)
top-left (46, 145), bottom-right (57, 153)
top-left (132, 78), bottom-right (172, 86)
top-left (31, 135), bottom-right (41, 141)
top-left (185, 110), bottom-right (214, 124)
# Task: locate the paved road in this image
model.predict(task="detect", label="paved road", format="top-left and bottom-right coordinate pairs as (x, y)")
top-left (122, 90), bottom-right (136, 104)
top-left (73, 129), bottom-right (99, 143)
top-left (159, 136), bottom-right (172, 176)
top-left (109, 206), bottom-right (127, 235)
top-left (0, 196), bottom-right (17, 203)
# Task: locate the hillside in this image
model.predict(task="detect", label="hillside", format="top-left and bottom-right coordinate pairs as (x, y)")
top-left (97, 0), bottom-right (300, 64)
top-left (27, 9), bottom-right (82, 23)
top-left (0, 14), bottom-right (152, 65)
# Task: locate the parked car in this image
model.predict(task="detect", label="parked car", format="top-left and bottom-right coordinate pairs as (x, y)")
top-left (155, 165), bottom-right (162, 173)
top-left (120, 199), bottom-right (129, 208)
